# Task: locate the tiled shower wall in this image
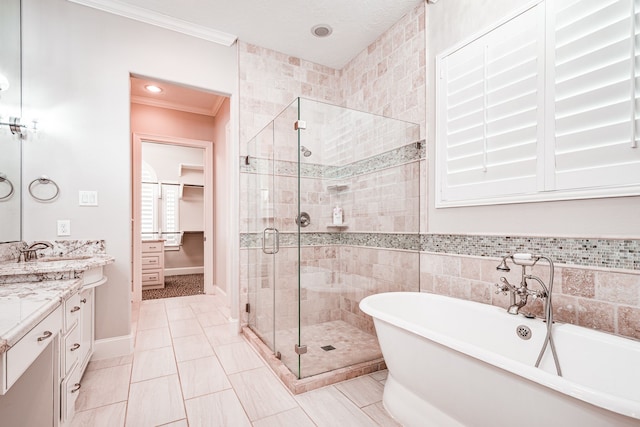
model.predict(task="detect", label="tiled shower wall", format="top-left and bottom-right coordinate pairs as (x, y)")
top-left (239, 0), bottom-right (640, 347)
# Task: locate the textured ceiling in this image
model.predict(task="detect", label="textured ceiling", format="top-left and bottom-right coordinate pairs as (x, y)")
top-left (71, 0), bottom-right (424, 69)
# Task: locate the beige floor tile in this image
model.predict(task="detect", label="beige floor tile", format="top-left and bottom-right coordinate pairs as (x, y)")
top-left (190, 301), bottom-right (218, 314)
top-left (296, 386), bottom-right (378, 427)
top-left (252, 407), bottom-right (316, 427)
top-left (335, 375), bottom-right (384, 407)
top-left (125, 375), bottom-right (186, 426)
top-left (177, 356), bottom-right (231, 399)
top-left (184, 390), bottom-right (252, 427)
top-left (228, 367), bottom-right (297, 420)
top-left (370, 369), bottom-right (388, 382)
top-left (169, 317), bottom-right (204, 338)
top-left (158, 420), bottom-right (188, 427)
top-left (362, 402), bottom-right (401, 427)
top-left (203, 324), bottom-right (245, 347)
top-left (75, 364), bottom-right (131, 411)
top-left (214, 341), bottom-right (265, 375)
top-left (196, 310), bottom-right (228, 327)
top-left (86, 354), bottom-right (133, 372)
top-left (71, 401), bottom-right (127, 427)
top-left (172, 334), bottom-right (215, 362)
top-left (137, 311), bottom-right (169, 330)
top-left (166, 306), bottom-right (196, 321)
top-left (131, 346), bottom-right (177, 383)
top-left (135, 327), bottom-right (172, 351)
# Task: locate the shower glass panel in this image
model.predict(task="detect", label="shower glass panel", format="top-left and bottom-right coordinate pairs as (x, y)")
top-left (246, 97), bottom-right (421, 380)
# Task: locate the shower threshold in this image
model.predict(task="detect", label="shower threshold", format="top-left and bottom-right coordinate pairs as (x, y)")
top-left (242, 326), bottom-right (386, 395)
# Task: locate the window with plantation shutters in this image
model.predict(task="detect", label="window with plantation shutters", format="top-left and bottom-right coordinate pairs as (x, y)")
top-left (436, 0), bottom-right (640, 207)
top-left (550, 0), bottom-right (640, 191)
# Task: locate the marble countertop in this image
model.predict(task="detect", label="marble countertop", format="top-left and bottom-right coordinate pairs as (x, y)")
top-left (0, 254), bottom-right (114, 277)
top-left (0, 279), bottom-right (82, 354)
top-left (0, 254), bottom-right (114, 355)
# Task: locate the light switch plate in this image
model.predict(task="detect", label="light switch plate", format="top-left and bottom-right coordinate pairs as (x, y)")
top-left (79, 190), bottom-right (98, 206)
top-left (57, 220), bottom-right (71, 236)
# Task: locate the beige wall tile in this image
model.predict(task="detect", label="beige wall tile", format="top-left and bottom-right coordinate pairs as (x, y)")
top-left (618, 306), bottom-right (640, 339)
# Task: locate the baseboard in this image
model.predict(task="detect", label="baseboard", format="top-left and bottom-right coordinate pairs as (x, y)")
top-left (92, 334), bottom-right (134, 360)
top-left (164, 267), bottom-right (204, 276)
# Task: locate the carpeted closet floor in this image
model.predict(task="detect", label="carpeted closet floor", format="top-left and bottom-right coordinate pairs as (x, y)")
top-left (142, 274), bottom-right (204, 300)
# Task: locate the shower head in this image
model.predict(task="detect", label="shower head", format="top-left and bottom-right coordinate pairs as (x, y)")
top-left (496, 256), bottom-right (511, 272)
top-left (300, 146), bottom-right (312, 157)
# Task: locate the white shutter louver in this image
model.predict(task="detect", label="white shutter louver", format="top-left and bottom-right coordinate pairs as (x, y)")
top-left (438, 3), bottom-right (545, 203)
top-left (552, 0), bottom-right (640, 190)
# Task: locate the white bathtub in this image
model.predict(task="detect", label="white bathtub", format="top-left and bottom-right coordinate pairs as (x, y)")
top-left (360, 292), bottom-right (640, 427)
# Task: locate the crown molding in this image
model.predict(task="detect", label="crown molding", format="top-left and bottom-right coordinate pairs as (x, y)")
top-left (131, 95), bottom-right (220, 117)
top-left (67, 0), bottom-right (237, 46)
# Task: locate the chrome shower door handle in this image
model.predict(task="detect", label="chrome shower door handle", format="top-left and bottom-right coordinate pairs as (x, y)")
top-left (262, 228), bottom-right (280, 254)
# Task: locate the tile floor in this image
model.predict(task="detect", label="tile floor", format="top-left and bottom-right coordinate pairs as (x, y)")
top-left (71, 294), bottom-right (400, 426)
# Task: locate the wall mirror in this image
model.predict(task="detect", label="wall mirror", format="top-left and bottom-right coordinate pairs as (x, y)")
top-left (0, 0), bottom-right (22, 243)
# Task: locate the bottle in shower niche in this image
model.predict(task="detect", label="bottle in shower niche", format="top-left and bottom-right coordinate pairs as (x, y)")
top-left (332, 205), bottom-right (343, 225)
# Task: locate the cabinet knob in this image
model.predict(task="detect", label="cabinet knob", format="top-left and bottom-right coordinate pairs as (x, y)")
top-left (37, 331), bottom-right (53, 342)
top-left (80, 298), bottom-right (87, 304)
top-left (70, 306), bottom-right (81, 313)
top-left (71, 383), bottom-right (81, 393)
top-left (71, 343), bottom-right (81, 351)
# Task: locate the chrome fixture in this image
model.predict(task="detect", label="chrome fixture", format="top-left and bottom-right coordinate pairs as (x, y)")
top-left (0, 173), bottom-right (14, 201)
top-left (495, 253), bottom-right (562, 376)
top-left (28, 175), bottom-right (60, 201)
top-left (296, 211), bottom-right (311, 227)
top-left (300, 146), bottom-right (312, 157)
top-left (0, 116), bottom-right (37, 136)
top-left (19, 241), bottom-right (53, 262)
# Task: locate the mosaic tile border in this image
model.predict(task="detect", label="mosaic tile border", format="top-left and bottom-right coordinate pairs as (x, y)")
top-left (240, 232), bottom-right (419, 251)
top-left (421, 234), bottom-right (640, 271)
top-left (240, 140), bottom-right (425, 180)
top-left (241, 232), bottom-right (639, 271)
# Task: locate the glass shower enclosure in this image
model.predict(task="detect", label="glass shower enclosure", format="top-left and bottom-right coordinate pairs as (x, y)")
top-left (244, 97), bottom-right (421, 380)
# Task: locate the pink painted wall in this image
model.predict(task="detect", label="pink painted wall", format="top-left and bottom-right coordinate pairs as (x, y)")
top-left (131, 103), bottom-right (216, 141)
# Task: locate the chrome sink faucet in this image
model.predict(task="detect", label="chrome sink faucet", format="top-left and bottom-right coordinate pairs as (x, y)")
top-left (19, 241), bottom-right (53, 262)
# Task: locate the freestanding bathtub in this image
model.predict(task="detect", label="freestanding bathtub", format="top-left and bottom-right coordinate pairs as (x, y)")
top-left (360, 292), bottom-right (640, 427)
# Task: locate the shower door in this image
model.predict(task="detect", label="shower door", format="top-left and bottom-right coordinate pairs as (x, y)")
top-left (246, 99), bottom-right (302, 377)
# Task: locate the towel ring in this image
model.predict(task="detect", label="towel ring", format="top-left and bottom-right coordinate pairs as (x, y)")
top-left (0, 174), bottom-right (14, 201)
top-left (29, 175), bottom-right (60, 202)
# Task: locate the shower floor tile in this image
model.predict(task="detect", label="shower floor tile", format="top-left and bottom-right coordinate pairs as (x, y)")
top-left (274, 320), bottom-right (382, 378)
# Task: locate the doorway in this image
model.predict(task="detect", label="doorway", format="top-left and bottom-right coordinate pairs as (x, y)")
top-left (130, 75), bottom-right (229, 303)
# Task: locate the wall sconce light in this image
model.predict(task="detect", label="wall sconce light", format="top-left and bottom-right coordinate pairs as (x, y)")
top-left (0, 117), bottom-right (38, 136)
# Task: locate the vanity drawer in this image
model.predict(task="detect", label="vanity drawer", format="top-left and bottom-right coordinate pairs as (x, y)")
top-left (141, 255), bottom-right (161, 269)
top-left (4, 305), bottom-right (62, 392)
top-left (142, 241), bottom-right (163, 253)
top-left (61, 362), bottom-right (83, 423)
top-left (63, 324), bottom-right (81, 375)
top-left (142, 271), bottom-right (162, 285)
top-left (64, 291), bottom-right (82, 332)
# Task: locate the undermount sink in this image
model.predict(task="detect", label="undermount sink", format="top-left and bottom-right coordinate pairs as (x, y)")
top-left (37, 255), bottom-right (93, 262)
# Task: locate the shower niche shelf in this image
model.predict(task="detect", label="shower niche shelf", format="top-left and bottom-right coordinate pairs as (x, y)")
top-left (326, 184), bottom-right (348, 192)
top-left (326, 224), bottom-right (348, 229)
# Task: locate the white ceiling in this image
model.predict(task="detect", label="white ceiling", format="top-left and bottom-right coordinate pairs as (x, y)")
top-left (69, 0), bottom-right (425, 69)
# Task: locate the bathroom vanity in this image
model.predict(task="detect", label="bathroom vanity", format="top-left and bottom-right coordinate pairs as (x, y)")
top-left (0, 253), bottom-right (114, 426)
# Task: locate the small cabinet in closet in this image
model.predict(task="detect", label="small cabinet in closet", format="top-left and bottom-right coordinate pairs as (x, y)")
top-left (141, 240), bottom-right (165, 289)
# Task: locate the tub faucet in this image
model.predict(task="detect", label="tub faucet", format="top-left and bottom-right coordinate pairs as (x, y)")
top-left (494, 254), bottom-right (547, 315)
top-left (19, 241), bottom-right (53, 262)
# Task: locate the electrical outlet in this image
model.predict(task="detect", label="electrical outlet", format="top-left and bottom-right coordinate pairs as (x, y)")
top-left (57, 220), bottom-right (71, 236)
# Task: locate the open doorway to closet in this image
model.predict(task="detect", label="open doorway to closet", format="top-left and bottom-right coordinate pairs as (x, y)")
top-left (130, 75), bottom-right (231, 302)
